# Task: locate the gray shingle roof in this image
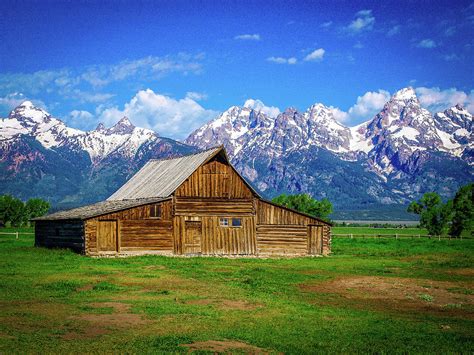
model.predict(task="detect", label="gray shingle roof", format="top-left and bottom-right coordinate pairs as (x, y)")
top-left (33, 197), bottom-right (169, 221)
top-left (107, 146), bottom-right (224, 201)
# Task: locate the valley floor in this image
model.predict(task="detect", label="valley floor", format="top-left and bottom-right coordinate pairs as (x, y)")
top-left (0, 229), bottom-right (472, 353)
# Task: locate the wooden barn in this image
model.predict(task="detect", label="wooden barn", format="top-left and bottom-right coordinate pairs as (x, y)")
top-left (34, 147), bottom-right (331, 257)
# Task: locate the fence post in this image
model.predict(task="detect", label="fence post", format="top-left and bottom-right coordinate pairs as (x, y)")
top-left (438, 235), bottom-right (441, 241)
top-left (15, 232), bottom-right (18, 239)
top-left (350, 234), bottom-right (353, 239)
top-left (395, 234), bottom-right (398, 239)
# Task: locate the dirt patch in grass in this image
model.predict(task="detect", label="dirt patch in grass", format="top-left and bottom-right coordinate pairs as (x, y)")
top-left (143, 265), bottom-right (166, 270)
top-left (186, 298), bottom-right (261, 310)
top-left (181, 340), bottom-right (269, 353)
top-left (62, 326), bottom-right (109, 340)
top-left (302, 276), bottom-right (474, 318)
top-left (76, 284), bottom-right (94, 292)
top-left (447, 268), bottom-right (474, 277)
top-left (66, 301), bottom-right (149, 339)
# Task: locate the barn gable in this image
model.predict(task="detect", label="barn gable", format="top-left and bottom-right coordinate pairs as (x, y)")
top-left (107, 146), bottom-right (259, 201)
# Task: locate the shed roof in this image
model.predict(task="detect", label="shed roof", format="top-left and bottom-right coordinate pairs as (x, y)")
top-left (107, 146), bottom-right (260, 200)
top-left (33, 197), bottom-right (169, 221)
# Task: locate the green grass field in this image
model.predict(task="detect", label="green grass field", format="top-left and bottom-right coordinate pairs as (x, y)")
top-left (0, 228), bottom-right (473, 353)
top-left (333, 226), bottom-right (429, 236)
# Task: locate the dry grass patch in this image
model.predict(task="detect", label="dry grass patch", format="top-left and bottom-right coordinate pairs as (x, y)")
top-left (181, 340), bottom-right (270, 353)
top-left (302, 276), bottom-right (474, 318)
top-left (186, 298), bottom-right (262, 310)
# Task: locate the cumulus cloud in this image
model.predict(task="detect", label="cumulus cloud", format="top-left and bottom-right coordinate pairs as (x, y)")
top-left (267, 56), bottom-right (297, 64)
top-left (416, 39), bottom-right (437, 48)
top-left (347, 9), bottom-right (375, 33)
top-left (329, 90), bottom-right (391, 124)
top-left (243, 99), bottom-right (281, 117)
top-left (234, 34), bottom-right (261, 41)
top-left (304, 48), bottom-right (325, 61)
top-left (347, 90), bottom-right (391, 119)
top-left (415, 87), bottom-right (474, 113)
top-left (67, 110), bottom-right (95, 130)
top-left (97, 89), bottom-right (219, 139)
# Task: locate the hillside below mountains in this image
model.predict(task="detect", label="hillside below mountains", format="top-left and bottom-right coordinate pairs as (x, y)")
top-left (0, 88), bottom-right (472, 219)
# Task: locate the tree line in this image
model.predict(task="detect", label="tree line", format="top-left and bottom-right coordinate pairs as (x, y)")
top-left (0, 195), bottom-right (50, 227)
top-left (408, 183), bottom-right (473, 237)
top-left (271, 193), bottom-right (333, 221)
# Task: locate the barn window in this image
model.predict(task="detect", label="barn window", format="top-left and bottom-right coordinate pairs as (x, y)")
top-left (232, 218), bottom-right (242, 227)
top-left (219, 218), bottom-right (229, 227)
top-left (149, 204), bottom-right (162, 218)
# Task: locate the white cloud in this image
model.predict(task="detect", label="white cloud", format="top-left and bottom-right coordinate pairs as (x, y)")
top-left (347, 9), bottom-right (375, 33)
top-left (243, 99), bottom-right (281, 117)
top-left (67, 110), bottom-right (95, 129)
top-left (416, 39), bottom-right (437, 48)
top-left (329, 90), bottom-right (391, 124)
top-left (443, 53), bottom-right (461, 61)
top-left (185, 91), bottom-right (208, 101)
top-left (415, 87), bottom-right (474, 113)
top-left (320, 21), bottom-right (333, 28)
top-left (0, 93), bottom-right (28, 112)
top-left (387, 25), bottom-right (400, 37)
top-left (304, 48), bottom-right (325, 62)
top-left (97, 89), bottom-right (219, 139)
top-left (328, 106), bottom-right (349, 123)
top-left (267, 56), bottom-right (298, 65)
top-left (444, 26), bottom-right (456, 37)
top-left (234, 34), bottom-right (261, 41)
top-left (0, 54), bottom-right (204, 103)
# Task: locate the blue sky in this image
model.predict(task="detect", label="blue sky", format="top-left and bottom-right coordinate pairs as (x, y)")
top-left (0, 0), bottom-right (473, 139)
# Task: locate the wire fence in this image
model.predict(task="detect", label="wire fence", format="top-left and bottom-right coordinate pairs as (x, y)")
top-left (332, 233), bottom-right (464, 240)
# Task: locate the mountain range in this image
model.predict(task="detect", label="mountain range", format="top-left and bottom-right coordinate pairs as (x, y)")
top-left (0, 88), bottom-right (472, 219)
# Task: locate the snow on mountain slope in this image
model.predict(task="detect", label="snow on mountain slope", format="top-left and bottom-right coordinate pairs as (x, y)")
top-left (186, 87), bottom-right (473, 175)
top-left (0, 102), bottom-right (159, 164)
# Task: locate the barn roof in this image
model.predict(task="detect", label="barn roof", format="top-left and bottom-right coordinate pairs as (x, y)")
top-left (33, 197), bottom-right (170, 221)
top-left (107, 146), bottom-right (260, 200)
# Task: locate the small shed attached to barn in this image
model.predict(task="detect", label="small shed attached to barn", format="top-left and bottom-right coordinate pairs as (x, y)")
top-left (34, 146), bottom-right (331, 257)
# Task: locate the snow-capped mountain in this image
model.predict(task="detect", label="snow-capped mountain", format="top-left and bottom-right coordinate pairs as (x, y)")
top-left (0, 101), bottom-right (195, 208)
top-left (186, 87), bottom-right (473, 210)
top-left (0, 89), bottom-right (472, 217)
top-left (1, 101), bottom-right (160, 164)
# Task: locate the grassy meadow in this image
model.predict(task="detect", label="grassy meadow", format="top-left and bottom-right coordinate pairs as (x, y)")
top-left (0, 228), bottom-right (473, 353)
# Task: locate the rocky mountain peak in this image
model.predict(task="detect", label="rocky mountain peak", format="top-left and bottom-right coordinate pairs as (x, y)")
top-left (9, 101), bottom-right (51, 125)
top-left (106, 116), bottom-right (135, 135)
top-left (95, 123), bottom-right (106, 131)
top-left (391, 87), bottom-right (417, 102)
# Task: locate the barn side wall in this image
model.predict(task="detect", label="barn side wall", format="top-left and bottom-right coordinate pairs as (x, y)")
top-left (35, 220), bottom-right (85, 253)
top-left (255, 200), bottom-right (331, 256)
top-left (85, 200), bottom-right (173, 256)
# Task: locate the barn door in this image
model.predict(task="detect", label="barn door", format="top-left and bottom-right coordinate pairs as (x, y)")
top-left (184, 221), bottom-right (202, 255)
top-left (98, 220), bottom-right (118, 252)
top-left (308, 225), bottom-right (323, 255)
